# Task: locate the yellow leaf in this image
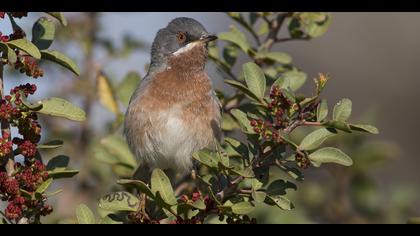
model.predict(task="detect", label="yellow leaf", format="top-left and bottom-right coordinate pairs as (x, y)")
top-left (96, 72), bottom-right (119, 114)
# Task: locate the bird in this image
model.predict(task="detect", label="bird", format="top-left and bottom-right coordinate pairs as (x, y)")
top-left (124, 17), bottom-right (222, 183)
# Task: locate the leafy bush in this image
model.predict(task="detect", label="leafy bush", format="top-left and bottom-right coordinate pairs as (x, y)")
top-left (76, 12), bottom-right (378, 224)
top-left (0, 12), bottom-right (84, 224)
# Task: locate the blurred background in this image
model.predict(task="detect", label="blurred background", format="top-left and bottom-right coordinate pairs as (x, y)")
top-left (1, 12), bottom-right (419, 223)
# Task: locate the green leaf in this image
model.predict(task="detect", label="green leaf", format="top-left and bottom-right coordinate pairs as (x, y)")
top-left (100, 134), bottom-right (137, 168)
top-left (46, 155), bottom-right (69, 171)
top-left (0, 42), bottom-right (17, 63)
top-left (41, 50), bottom-right (80, 76)
top-left (116, 71), bottom-right (141, 107)
top-left (242, 62), bottom-right (266, 100)
top-left (192, 150), bottom-right (218, 168)
top-left (224, 79), bottom-right (261, 102)
top-left (151, 169), bottom-right (177, 206)
top-left (222, 44), bottom-right (238, 68)
top-left (302, 13), bottom-right (332, 38)
top-left (257, 21), bottom-right (269, 36)
top-left (96, 72), bottom-right (119, 114)
top-left (98, 192), bottom-right (139, 215)
top-left (323, 120), bottom-right (352, 132)
top-left (35, 178), bottom-right (53, 195)
top-left (255, 51), bottom-right (292, 65)
top-left (273, 70), bottom-right (307, 92)
top-left (7, 39), bottom-right (41, 59)
top-left (46, 12), bottom-right (67, 26)
top-left (47, 169), bottom-right (79, 179)
top-left (251, 178), bottom-right (263, 190)
top-left (230, 167), bottom-right (255, 178)
top-left (117, 179), bottom-right (154, 199)
top-left (333, 98), bottom-right (352, 122)
top-left (36, 97), bottom-right (85, 121)
top-left (277, 165), bottom-right (304, 181)
top-left (265, 195), bottom-right (294, 210)
top-left (218, 25), bottom-right (251, 53)
top-left (38, 140), bottom-right (63, 149)
top-left (299, 128), bottom-right (337, 151)
top-left (266, 180), bottom-right (297, 196)
top-left (230, 109), bottom-right (255, 134)
top-left (45, 189), bottom-right (63, 198)
top-left (186, 199), bottom-right (206, 210)
top-left (76, 204), bottom-right (95, 224)
top-left (309, 147), bottom-right (353, 166)
top-left (317, 99), bottom-right (328, 121)
top-left (349, 124), bottom-right (379, 134)
top-left (251, 191), bottom-right (266, 203)
top-left (231, 201), bottom-right (255, 214)
top-left (32, 17), bottom-right (55, 50)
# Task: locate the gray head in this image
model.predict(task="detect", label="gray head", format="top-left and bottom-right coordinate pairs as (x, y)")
top-left (149, 17), bottom-right (217, 68)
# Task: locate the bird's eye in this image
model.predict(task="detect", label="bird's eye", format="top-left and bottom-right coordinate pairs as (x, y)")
top-left (176, 32), bottom-right (187, 44)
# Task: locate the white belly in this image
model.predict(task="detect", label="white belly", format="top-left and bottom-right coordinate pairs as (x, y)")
top-left (137, 106), bottom-right (212, 174)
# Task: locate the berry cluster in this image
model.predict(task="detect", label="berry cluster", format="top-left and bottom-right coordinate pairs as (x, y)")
top-left (10, 12), bottom-right (28, 19)
top-left (14, 56), bottom-right (44, 78)
top-left (0, 83), bottom-right (53, 223)
top-left (0, 132), bottom-right (13, 158)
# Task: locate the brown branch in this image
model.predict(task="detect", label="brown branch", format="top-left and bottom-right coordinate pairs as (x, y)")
top-left (0, 62), bottom-right (14, 176)
top-left (262, 13), bottom-right (289, 50)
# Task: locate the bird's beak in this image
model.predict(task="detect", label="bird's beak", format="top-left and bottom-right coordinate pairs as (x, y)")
top-left (199, 34), bottom-right (218, 43)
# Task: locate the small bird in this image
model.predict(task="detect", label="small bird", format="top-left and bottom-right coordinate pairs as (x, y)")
top-left (124, 17), bottom-right (222, 182)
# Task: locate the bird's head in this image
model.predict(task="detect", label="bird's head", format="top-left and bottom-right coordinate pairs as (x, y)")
top-left (150, 17), bottom-right (217, 70)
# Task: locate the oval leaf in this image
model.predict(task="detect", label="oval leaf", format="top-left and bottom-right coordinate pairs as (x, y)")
top-left (151, 169), bottom-right (177, 206)
top-left (76, 204), bottom-right (95, 224)
top-left (117, 179), bottom-right (154, 199)
top-left (46, 12), bottom-right (68, 26)
top-left (231, 201), bottom-right (255, 215)
top-left (224, 79), bottom-right (261, 102)
top-left (317, 99), bottom-right (328, 121)
top-left (98, 191), bottom-right (139, 214)
top-left (35, 178), bottom-right (53, 195)
top-left (274, 70), bottom-right (307, 92)
top-left (309, 147), bottom-right (353, 166)
top-left (299, 128), bottom-right (337, 151)
top-left (46, 155), bottom-right (69, 171)
top-left (323, 120), bottom-right (352, 133)
top-left (47, 169), bottom-right (79, 179)
top-left (7, 39), bottom-right (41, 59)
top-left (37, 97), bottom-right (86, 121)
top-left (192, 150), bottom-right (218, 168)
top-left (38, 140), bottom-right (63, 149)
top-left (252, 191), bottom-right (266, 203)
top-left (218, 25), bottom-right (251, 53)
top-left (349, 124), bottom-right (379, 134)
top-left (243, 62), bottom-right (266, 100)
top-left (333, 98), bottom-right (352, 122)
top-left (0, 42), bottom-right (17, 63)
top-left (41, 50), bottom-right (80, 76)
top-left (97, 72), bottom-right (119, 114)
top-left (230, 108), bottom-right (255, 134)
top-left (265, 195), bottom-right (293, 210)
top-left (32, 17), bottom-right (55, 50)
